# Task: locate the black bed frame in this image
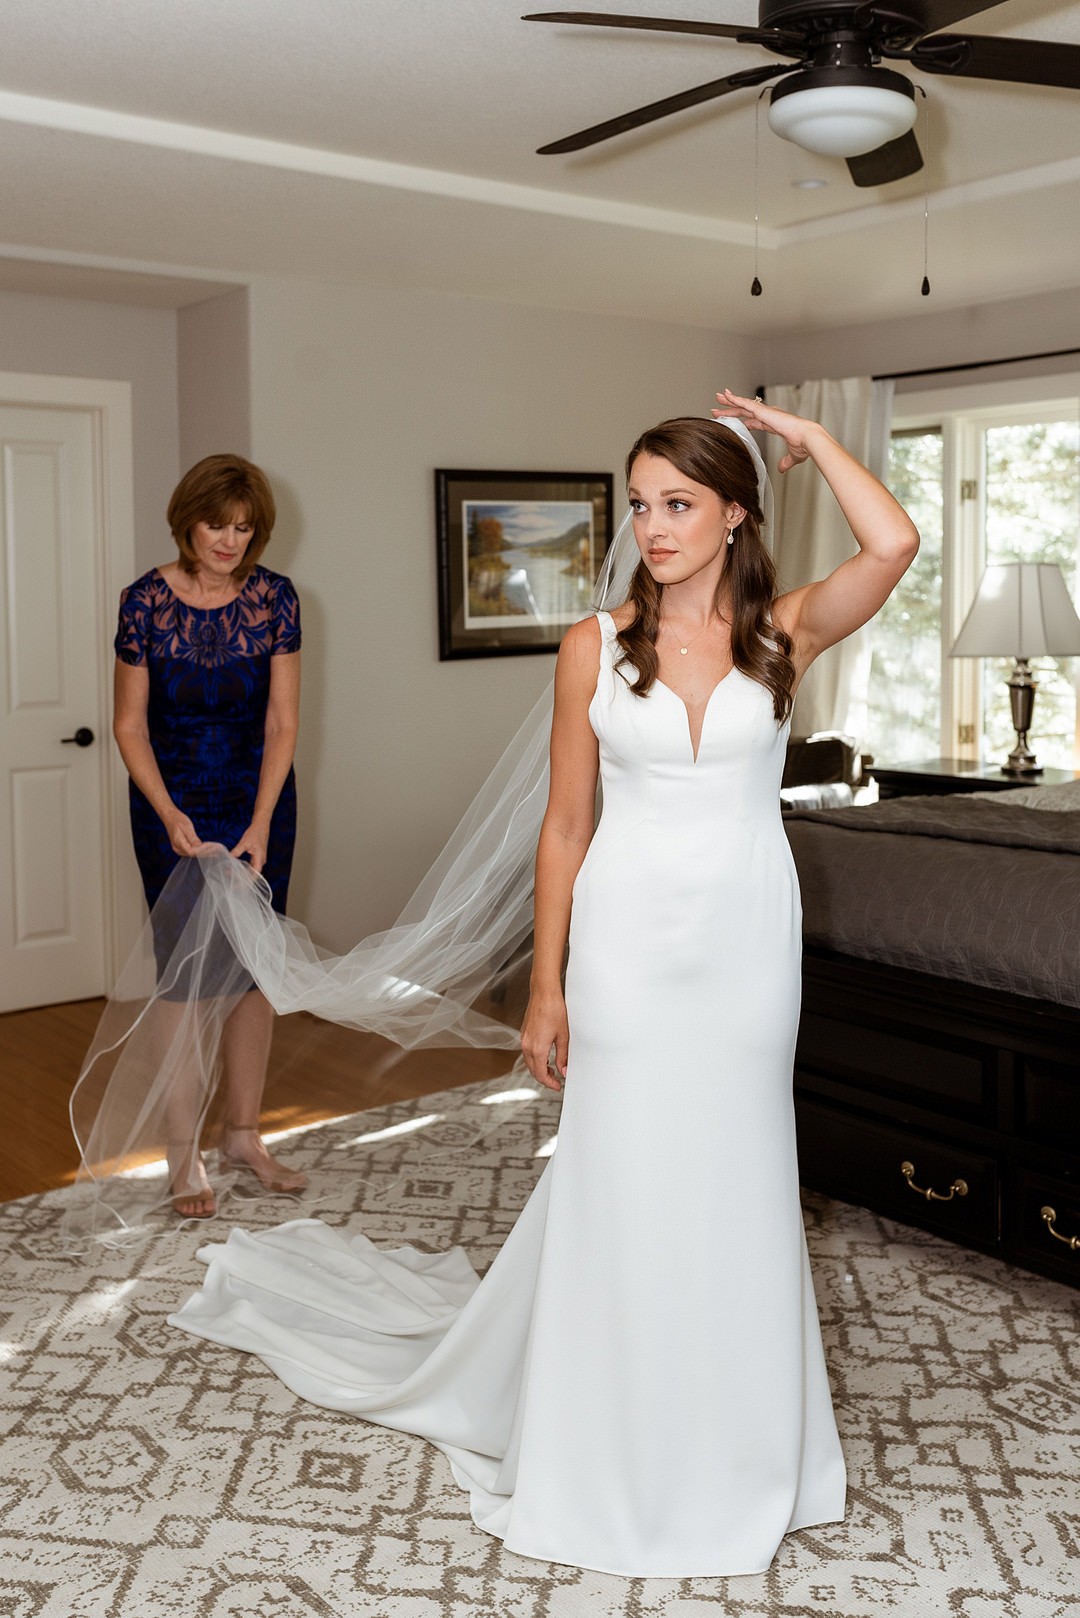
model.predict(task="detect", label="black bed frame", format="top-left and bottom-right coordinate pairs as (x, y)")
top-left (793, 948), bottom-right (1080, 1290)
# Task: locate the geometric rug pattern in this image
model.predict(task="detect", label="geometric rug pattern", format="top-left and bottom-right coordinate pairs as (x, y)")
top-left (1, 1073), bottom-right (1078, 1618)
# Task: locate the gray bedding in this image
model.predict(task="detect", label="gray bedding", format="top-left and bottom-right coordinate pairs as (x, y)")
top-left (784, 795), bottom-right (1080, 1008)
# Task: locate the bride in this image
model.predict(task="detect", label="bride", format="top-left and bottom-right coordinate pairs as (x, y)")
top-left (88, 388), bottom-right (918, 1578)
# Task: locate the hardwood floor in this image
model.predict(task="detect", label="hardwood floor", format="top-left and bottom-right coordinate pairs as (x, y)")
top-left (0, 997), bottom-right (520, 1203)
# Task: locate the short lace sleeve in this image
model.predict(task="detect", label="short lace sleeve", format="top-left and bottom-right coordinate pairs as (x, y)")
top-left (269, 574), bottom-right (302, 654)
top-left (114, 576), bottom-right (153, 666)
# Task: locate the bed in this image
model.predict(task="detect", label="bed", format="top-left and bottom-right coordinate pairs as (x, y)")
top-left (784, 781), bottom-right (1080, 1290)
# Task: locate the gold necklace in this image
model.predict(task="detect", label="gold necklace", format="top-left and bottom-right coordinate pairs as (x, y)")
top-left (662, 615), bottom-right (716, 656)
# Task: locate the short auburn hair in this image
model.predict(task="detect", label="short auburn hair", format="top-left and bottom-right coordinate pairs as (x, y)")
top-left (167, 454), bottom-right (276, 584)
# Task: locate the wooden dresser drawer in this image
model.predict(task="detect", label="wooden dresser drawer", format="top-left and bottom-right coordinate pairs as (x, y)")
top-left (795, 1011), bottom-right (995, 1123)
top-left (1008, 1169), bottom-right (1080, 1287)
top-left (796, 1098), bottom-right (1000, 1244)
top-left (1018, 1056), bottom-right (1080, 1149)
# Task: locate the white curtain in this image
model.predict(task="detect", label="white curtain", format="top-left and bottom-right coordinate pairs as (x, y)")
top-left (765, 375), bottom-right (894, 741)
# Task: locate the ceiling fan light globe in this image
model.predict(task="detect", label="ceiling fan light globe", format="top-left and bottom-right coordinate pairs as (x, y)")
top-left (768, 81), bottom-right (917, 159)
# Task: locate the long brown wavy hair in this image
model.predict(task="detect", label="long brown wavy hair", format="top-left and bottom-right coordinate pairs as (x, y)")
top-left (616, 417), bottom-right (795, 722)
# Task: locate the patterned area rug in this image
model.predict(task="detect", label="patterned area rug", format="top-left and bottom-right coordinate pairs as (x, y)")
top-left (2, 1073), bottom-right (1078, 1618)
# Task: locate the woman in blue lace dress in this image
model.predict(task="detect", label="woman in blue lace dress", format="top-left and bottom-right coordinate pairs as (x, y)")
top-left (113, 453), bottom-right (304, 1218)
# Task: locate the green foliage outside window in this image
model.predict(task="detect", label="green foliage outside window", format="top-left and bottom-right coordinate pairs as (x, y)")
top-left (866, 417), bottom-right (1080, 769)
top-left (983, 421), bottom-right (1080, 768)
top-left (865, 431), bottom-right (944, 761)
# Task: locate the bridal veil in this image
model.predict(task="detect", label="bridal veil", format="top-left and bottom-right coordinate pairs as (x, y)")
top-left (65, 419), bottom-right (770, 1244)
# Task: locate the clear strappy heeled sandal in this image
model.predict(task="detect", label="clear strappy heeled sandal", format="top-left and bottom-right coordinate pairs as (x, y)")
top-left (221, 1124), bottom-right (307, 1194)
top-left (167, 1141), bottom-right (217, 1219)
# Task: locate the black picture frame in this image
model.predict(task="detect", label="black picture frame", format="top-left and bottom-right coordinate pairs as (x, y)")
top-left (435, 468), bottom-right (614, 659)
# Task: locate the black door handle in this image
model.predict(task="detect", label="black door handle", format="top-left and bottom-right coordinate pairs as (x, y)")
top-left (61, 727), bottom-right (95, 747)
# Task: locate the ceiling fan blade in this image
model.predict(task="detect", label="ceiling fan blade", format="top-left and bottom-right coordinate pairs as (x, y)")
top-left (523, 11), bottom-right (780, 45)
top-left (896, 1), bottom-right (1005, 34)
top-left (846, 130), bottom-right (924, 188)
top-left (536, 62), bottom-right (790, 154)
top-left (912, 32), bottom-right (1080, 91)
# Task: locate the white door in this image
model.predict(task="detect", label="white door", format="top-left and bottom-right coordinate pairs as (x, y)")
top-left (0, 404), bottom-right (108, 1011)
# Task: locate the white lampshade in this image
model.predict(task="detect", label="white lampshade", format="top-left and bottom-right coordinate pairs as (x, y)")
top-left (768, 70), bottom-right (917, 159)
top-left (950, 563), bottom-right (1080, 659)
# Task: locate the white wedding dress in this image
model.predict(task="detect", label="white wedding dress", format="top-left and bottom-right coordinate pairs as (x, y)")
top-left (171, 610), bottom-right (846, 1578)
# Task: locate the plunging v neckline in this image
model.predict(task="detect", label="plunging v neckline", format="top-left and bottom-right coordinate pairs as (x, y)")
top-left (655, 670), bottom-right (736, 764)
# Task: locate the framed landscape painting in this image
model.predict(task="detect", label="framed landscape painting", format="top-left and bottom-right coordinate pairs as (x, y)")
top-left (435, 468), bottom-right (614, 659)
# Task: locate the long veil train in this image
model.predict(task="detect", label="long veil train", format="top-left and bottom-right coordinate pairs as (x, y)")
top-left (64, 512), bottom-right (645, 1243)
top-left (64, 419), bottom-right (771, 1245)
top-left (64, 680), bottom-right (555, 1244)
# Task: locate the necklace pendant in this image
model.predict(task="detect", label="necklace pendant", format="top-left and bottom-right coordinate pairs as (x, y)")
top-left (680, 646), bottom-right (688, 655)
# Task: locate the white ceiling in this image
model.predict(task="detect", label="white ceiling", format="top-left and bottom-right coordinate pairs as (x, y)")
top-left (0, 0), bottom-right (1077, 333)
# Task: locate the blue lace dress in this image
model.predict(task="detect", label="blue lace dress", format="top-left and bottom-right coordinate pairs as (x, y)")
top-left (115, 565), bottom-right (301, 915)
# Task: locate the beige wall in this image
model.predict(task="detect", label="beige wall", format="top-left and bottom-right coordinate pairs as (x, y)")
top-left (178, 288), bottom-right (251, 467)
top-left (0, 287), bottom-right (179, 572)
top-left (756, 285), bottom-right (1080, 395)
top-left (246, 276), bottom-right (755, 946)
top-left (0, 273), bottom-right (756, 950)
top-left (13, 266), bottom-right (1078, 954)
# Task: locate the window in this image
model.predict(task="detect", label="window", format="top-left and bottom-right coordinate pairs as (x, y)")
top-left (866, 430), bottom-right (943, 762)
top-left (865, 378), bottom-right (1080, 769)
top-left (982, 419), bottom-right (1080, 766)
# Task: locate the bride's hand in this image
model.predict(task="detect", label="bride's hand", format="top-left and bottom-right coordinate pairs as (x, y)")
top-left (712, 387), bottom-right (820, 474)
top-left (521, 990), bottom-right (569, 1092)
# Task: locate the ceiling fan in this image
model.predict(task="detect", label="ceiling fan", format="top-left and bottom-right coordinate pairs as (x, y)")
top-left (524, 3), bottom-right (1080, 187)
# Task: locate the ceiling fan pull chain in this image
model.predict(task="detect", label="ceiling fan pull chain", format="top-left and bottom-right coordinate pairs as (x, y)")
top-left (750, 89), bottom-right (766, 297)
top-left (919, 87), bottom-right (930, 297)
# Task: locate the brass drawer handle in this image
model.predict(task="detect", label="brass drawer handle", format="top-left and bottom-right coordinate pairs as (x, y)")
top-left (900, 1160), bottom-right (969, 1203)
top-left (1041, 1206), bottom-right (1080, 1253)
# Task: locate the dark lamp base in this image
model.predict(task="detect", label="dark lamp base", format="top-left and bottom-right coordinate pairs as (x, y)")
top-left (1003, 658), bottom-right (1040, 777)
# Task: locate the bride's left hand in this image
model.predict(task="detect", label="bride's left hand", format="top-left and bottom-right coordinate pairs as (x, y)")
top-left (712, 388), bottom-right (820, 474)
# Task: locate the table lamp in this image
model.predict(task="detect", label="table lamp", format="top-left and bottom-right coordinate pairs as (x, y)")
top-left (949, 562), bottom-right (1080, 775)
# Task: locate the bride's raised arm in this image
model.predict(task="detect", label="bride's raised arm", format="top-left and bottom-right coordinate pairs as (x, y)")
top-left (713, 388), bottom-right (919, 674)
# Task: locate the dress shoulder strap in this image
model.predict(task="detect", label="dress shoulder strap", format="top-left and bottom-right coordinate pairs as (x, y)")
top-left (591, 609), bottom-right (623, 701)
top-left (594, 609), bottom-right (619, 656)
